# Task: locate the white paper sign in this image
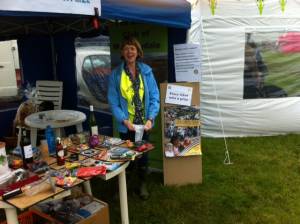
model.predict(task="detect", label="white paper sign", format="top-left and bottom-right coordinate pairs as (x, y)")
top-left (0, 0), bottom-right (100, 16)
top-left (165, 84), bottom-right (193, 106)
top-left (174, 43), bottom-right (201, 82)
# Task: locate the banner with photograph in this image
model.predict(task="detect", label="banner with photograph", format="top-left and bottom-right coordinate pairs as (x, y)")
top-left (0, 0), bottom-right (100, 16)
top-left (109, 23), bottom-right (168, 84)
top-left (163, 105), bottom-right (201, 158)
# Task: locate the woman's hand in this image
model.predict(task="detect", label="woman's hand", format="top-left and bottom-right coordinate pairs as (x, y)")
top-left (123, 120), bottom-right (135, 131)
top-left (144, 120), bottom-right (153, 131)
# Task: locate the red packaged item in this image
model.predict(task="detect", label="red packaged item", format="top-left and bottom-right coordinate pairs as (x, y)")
top-left (76, 166), bottom-right (106, 177)
top-left (136, 143), bottom-right (154, 152)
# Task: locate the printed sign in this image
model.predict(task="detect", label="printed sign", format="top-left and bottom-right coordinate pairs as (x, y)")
top-left (0, 0), bottom-right (100, 16)
top-left (165, 84), bottom-right (193, 106)
top-left (174, 43), bottom-right (201, 82)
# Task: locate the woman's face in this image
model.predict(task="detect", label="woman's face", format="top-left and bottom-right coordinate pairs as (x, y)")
top-left (122, 44), bottom-right (138, 64)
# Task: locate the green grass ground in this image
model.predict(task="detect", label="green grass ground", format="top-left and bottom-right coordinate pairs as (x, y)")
top-left (92, 134), bottom-right (300, 224)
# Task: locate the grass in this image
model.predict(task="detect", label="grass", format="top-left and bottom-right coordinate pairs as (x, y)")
top-left (91, 134), bottom-right (300, 224)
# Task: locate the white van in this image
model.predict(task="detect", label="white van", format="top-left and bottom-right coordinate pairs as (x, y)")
top-left (0, 40), bottom-right (20, 98)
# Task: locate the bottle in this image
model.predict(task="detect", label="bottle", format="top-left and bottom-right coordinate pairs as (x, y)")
top-left (89, 105), bottom-right (98, 135)
top-left (45, 125), bottom-right (56, 155)
top-left (56, 137), bottom-right (65, 166)
top-left (20, 128), bottom-right (33, 169)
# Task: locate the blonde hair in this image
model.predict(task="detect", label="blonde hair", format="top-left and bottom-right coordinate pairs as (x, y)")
top-left (120, 36), bottom-right (144, 60)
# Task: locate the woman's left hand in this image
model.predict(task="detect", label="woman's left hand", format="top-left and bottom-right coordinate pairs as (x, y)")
top-left (144, 120), bottom-right (153, 131)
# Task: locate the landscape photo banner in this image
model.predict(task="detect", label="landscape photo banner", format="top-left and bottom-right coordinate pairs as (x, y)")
top-left (0, 0), bottom-right (100, 16)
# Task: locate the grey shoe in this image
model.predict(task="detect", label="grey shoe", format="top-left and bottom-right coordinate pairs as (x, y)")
top-left (139, 182), bottom-right (149, 200)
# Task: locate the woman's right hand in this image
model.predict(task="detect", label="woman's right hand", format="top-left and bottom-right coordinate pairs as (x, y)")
top-left (123, 120), bottom-right (135, 131)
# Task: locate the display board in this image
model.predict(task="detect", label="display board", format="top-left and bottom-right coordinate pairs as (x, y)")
top-left (160, 82), bottom-right (202, 186)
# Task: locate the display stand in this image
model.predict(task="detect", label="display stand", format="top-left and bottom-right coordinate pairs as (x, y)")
top-left (160, 82), bottom-right (202, 186)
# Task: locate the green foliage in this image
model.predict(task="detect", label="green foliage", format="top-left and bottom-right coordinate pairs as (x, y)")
top-left (92, 134), bottom-right (300, 223)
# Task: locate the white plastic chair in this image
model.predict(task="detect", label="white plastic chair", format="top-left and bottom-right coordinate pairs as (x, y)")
top-left (35, 80), bottom-right (63, 110)
top-left (16, 80), bottom-right (63, 147)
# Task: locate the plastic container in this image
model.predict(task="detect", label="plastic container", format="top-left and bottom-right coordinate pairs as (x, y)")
top-left (133, 124), bottom-right (144, 142)
top-left (45, 125), bottom-right (56, 155)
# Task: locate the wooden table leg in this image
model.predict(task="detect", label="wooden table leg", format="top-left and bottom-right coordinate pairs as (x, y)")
top-left (5, 207), bottom-right (19, 224)
top-left (118, 170), bottom-right (129, 224)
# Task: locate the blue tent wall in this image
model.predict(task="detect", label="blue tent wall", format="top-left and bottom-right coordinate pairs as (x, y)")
top-left (0, 1), bottom-right (190, 139)
top-left (0, 26), bottom-right (187, 139)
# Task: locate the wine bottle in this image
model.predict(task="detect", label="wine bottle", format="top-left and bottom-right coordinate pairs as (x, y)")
top-left (56, 137), bottom-right (65, 166)
top-left (89, 105), bottom-right (98, 135)
top-left (20, 128), bottom-right (33, 169)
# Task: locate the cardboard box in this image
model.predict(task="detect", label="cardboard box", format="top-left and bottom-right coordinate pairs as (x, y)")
top-left (77, 198), bottom-right (109, 224)
top-left (31, 197), bottom-right (109, 224)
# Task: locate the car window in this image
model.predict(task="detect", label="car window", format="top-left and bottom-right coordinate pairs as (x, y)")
top-left (82, 55), bottom-right (111, 75)
top-left (82, 57), bottom-right (93, 73)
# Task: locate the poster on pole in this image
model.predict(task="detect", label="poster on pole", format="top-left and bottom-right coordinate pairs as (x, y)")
top-left (174, 43), bottom-right (201, 82)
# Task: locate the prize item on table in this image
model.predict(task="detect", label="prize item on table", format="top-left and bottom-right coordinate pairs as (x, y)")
top-left (61, 137), bottom-right (73, 148)
top-left (94, 150), bottom-right (109, 161)
top-left (20, 127), bottom-right (34, 169)
top-left (135, 142), bottom-right (154, 153)
top-left (108, 147), bottom-right (140, 161)
top-left (80, 148), bottom-right (99, 157)
top-left (125, 140), bottom-right (134, 148)
top-left (68, 153), bottom-right (79, 162)
top-left (45, 125), bottom-right (56, 156)
top-left (55, 176), bottom-right (77, 188)
top-left (75, 166), bottom-right (106, 177)
top-left (0, 168), bottom-right (40, 197)
top-left (70, 132), bottom-right (89, 145)
top-left (22, 172), bottom-right (56, 196)
top-left (56, 137), bottom-right (65, 166)
top-left (51, 169), bottom-right (77, 188)
top-left (89, 134), bottom-right (100, 148)
top-left (97, 136), bottom-right (125, 148)
top-left (65, 161), bottom-right (81, 170)
top-left (9, 158), bottom-right (23, 169)
top-left (27, 161), bottom-right (50, 174)
top-left (94, 160), bottom-right (122, 171)
top-left (89, 105), bottom-right (98, 135)
top-left (81, 158), bottom-right (96, 167)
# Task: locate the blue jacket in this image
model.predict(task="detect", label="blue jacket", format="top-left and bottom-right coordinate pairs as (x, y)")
top-left (108, 62), bottom-right (160, 133)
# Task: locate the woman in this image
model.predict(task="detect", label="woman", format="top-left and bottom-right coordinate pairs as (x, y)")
top-left (108, 37), bottom-right (160, 200)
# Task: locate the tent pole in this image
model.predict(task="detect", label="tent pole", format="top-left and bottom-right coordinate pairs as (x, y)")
top-left (50, 35), bottom-right (57, 80)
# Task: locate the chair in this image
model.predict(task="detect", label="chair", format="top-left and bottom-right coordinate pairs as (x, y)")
top-left (16, 80), bottom-right (63, 147)
top-left (35, 80), bottom-right (63, 110)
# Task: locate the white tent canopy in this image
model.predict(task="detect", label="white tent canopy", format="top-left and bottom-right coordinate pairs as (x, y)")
top-left (188, 0), bottom-right (300, 137)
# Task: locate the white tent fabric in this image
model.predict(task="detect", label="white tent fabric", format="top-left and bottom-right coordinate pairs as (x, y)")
top-left (188, 0), bottom-right (300, 137)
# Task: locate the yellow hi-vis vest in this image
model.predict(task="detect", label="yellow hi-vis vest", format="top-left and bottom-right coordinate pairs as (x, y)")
top-left (120, 70), bottom-right (144, 123)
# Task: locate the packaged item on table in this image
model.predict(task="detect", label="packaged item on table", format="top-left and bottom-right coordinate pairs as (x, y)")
top-left (55, 176), bottom-right (77, 188)
top-left (76, 166), bottom-right (106, 177)
top-left (65, 161), bottom-right (81, 170)
top-left (22, 172), bottom-right (56, 196)
top-left (80, 149), bottom-right (99, 157)
top-left (27, 161), bottom-right (49, 174)
top-left (89, 135), bottom-right (100, 148)
top-left (94, 150), bottom-right (108, 161)
top-left (68, 153), bottom-right (79, 162)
